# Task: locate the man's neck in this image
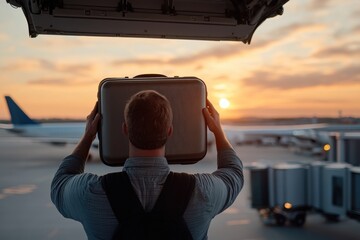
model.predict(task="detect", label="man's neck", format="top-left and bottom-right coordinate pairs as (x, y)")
top-left (129, 144), bottom-right (165, 158)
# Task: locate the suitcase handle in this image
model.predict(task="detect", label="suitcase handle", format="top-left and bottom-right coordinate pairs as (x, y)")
top-left (134, 74), bottom-right (167, 78)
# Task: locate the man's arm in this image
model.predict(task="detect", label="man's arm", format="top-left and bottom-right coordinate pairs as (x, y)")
top-left (72, 102), bottom-right (100, 160)
top-left (50, 102), bottom-right (100, 219)
top-left (203, 99), bottom-right (232, 152)
top-left (200, 99), bottom-right (244, 214)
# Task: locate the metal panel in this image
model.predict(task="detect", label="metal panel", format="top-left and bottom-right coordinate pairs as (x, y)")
top-left (7, 0), bottom-right (290, 42)
top-left (309, 161), bottom-right (327, 209)
top-left (249, 164), bottom-right (270, 209)
top-left (348, 167), bottom-right (360, 220)
top-left (272, 164), bottom-right (308, 208)
top-left (321, 163), bottom-right (349, 216)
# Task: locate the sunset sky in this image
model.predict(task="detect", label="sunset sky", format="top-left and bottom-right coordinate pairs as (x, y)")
top-left (0, 0), bottom-right (359, 121)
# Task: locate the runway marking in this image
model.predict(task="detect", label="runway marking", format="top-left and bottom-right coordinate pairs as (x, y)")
top-left (46, 202), bottom-right (55, 208)
top-left (47, 228), bottom-right (59, 238)
top-left (226, 219), bottom-right (251, 226)
top-left (0, 184), bottom-right (37, 200)
top-left (224, 207), bottom-right (239, 214)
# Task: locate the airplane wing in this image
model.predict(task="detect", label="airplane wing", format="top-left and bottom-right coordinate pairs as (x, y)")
top-left (6, 0), bottom-right (289, 43)
top-left (222, 123), bottom-right (360, 139)
top-left (218, 123), bottom-right (326, 145)
top-left (0, 123), bottom-right (12, 130)
top-left (217, 123), bottom-right (360, 157)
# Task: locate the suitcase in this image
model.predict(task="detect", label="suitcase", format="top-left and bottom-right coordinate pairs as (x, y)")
top-left (98, 75), bottom-right (207, 166)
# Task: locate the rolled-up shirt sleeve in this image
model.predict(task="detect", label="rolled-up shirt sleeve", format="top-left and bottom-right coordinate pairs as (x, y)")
top-left (50, 155), bottom-right (99, 221)
top-left (195, 148), bottom-right (244, 216)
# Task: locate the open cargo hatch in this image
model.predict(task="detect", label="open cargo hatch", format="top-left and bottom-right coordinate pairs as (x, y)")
top-left (7, 0), bottom-right (289, 43)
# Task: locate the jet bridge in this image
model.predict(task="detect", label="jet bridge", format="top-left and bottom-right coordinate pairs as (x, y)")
top-left (7, 0), bottom-right (289, 43)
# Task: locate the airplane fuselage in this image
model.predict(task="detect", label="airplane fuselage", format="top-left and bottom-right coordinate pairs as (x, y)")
top-left (8, 122), bottom-right (86, 144)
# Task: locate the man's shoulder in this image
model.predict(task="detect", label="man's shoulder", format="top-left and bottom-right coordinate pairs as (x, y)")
top-left (68, 172), bottom-right (105, 195)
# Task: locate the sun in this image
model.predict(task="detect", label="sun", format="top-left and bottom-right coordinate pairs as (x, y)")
top-left (219, 98), bottom-right (230, 109)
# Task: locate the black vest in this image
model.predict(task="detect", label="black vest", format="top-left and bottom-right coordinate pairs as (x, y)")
top-left (101, 171), bottom-right (196, 240)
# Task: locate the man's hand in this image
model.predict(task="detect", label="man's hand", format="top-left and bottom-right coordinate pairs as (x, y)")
top-left (71, 102), bottom-right (101, 160)
top-left (203, 99), bottom-right (222, 136)
top-left (84, 102), bottom-right (101, 142)
top-left (203, 99), bottom-right (232, 151)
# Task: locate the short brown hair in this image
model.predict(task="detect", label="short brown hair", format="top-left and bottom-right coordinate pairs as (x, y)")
top-left (124, 90), bottom-right (173, 149)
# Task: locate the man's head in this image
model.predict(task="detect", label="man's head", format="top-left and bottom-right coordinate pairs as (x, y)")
top-left (124, 90), bottom-right (173, 150)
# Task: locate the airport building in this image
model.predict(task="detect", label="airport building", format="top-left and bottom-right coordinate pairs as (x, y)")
top-left (248, 132), bottom-right (360, 226)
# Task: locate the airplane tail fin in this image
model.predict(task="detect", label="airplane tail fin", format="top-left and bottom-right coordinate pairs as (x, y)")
top-left (5, 96), bottom-right (38, 125)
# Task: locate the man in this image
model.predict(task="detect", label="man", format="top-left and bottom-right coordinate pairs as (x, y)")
top-left (51, 90), bottom-right (244, 240)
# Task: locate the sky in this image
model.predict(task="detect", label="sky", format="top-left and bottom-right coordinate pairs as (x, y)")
top-left (0, 0), bottom-right (360, 121)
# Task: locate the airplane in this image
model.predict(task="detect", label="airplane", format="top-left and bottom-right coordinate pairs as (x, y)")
top-left (222, 123), bottom-right (360, 157)
top-left (2, 95), bottom-right (360, 160)
top-left (0, 96), bottom-right (90, 147)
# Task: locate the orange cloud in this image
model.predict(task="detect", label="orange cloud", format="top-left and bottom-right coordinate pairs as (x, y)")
top-left (241, 64), bottom-right (360, 89)
top-left (1, 58), bottom-right (97, 75)
top-left (308, 0), bottom-right (332, 11)
top-left (57, 63), bottom-right (97, 76)
top-left (353, 25), bottom-right (360, 34)
top-left (225, 81), bottom-right (360, 118)
top-left (27, 76), bottom-right (99, 86)
top-left (111, 39), bottom-right (275, 68)
top-left (0, 33), bottom-right (9, 42)
top-left (110, 22), bottom-right (328, 69)
top-left (313, 42), bottom-right (360, 58)
top-left (271, 22), bottom-right (326, 37)
top-left (0, 59), bottom-right (55, 72)
top-left (27, 78), bottom-right (70, 85)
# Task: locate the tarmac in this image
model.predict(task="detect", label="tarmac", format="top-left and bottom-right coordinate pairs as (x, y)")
top-left (0, 130), bottom-right (359, 240)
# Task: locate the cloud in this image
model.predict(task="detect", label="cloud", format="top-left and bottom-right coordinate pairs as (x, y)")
top-left (111, 38), bottom-right (277, 67)
top-left (112, 58), bottom-right (166, 66)
top-left (26, 37), bottom-right (84, 49)
top-left (242, 64), bottom-right (360, 90)
top-left (27, 77), bottom-right (98, 86)
top-left (0, 33), bottom-right (9, 41)
top-left (0, 58), bottom-right (95, 76)
top-left (313, 42), bottom-right (360, 58)
top-left (353, 25), bottom-right (360, 34)
top-left (58, 63), bottom-right (96, 76)
top-left (308, 0), bottom-right (332, 10)
top-left (27, 78), bottom-right (70, 85)
top-left (0, 59), bottom-right (55, 72)
top-left (352, 8), bottom-right (360, 18)
top-left (271, 22), bottom-right (326, 37)
top-left (291, 97), bottom-right (351, 104)
top-left (111, 22), bottom-right (326, 68)
top-left (333, 22), bottom-right (360, 39)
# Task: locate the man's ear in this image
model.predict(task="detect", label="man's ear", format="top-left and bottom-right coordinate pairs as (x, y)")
top-left (167, 125), bottom-right (173, 137)
top-left (122, 122), bottom-right (128, 136)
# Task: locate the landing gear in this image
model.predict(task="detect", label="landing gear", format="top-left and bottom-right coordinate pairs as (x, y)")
top-left (274, 213), bottom-right (286, 226)
top-left (259, 207), bottom-right (307, 227)
top-left (290, 212), bottom-right (306, 227)
top-left (324, 213), bottom-right (340, 222)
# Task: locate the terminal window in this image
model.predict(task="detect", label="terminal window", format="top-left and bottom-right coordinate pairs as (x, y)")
top-left (352, 173), bottom-right (360, 212)
top-left (332, 176), bottom-right (343, 207)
